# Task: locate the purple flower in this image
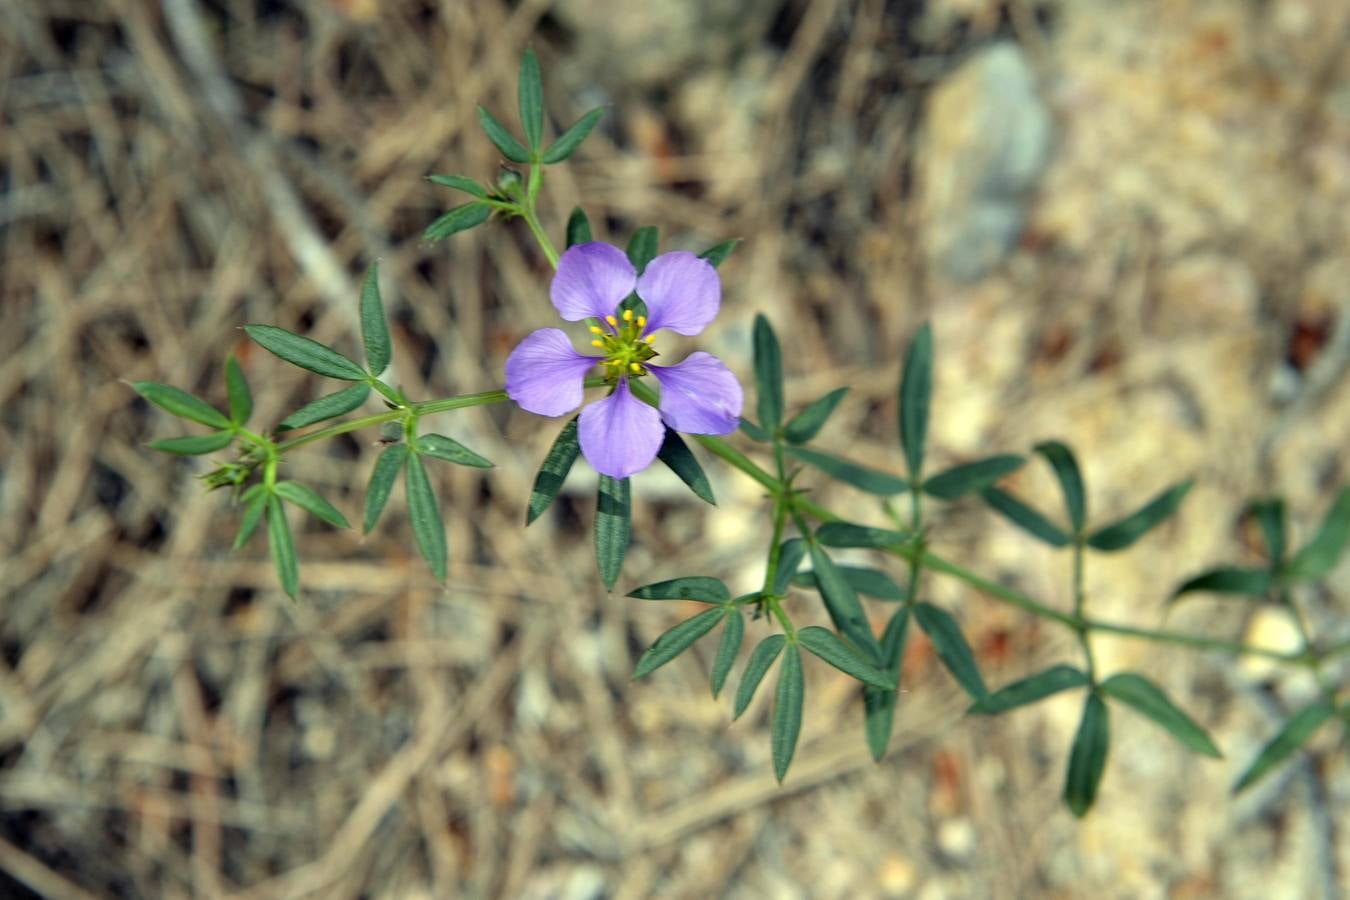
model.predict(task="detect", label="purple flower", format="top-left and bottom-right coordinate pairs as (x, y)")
top-left (505, 241), bottom-right (743, 479)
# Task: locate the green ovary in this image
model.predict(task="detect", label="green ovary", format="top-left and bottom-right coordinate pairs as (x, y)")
top-left (590, 309), bottom-right (658, 383)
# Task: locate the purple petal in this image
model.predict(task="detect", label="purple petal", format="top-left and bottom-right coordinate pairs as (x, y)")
top-left (649, 352), bottom-right (743, 434)
top-left (551, 242), bottom-right (637, 322)
top-left (636, 251), bottom-right (720, 335)
top-left (505, 328), bottom-right (597, 417)
top-left (578, 379), bottom-right (664, 479)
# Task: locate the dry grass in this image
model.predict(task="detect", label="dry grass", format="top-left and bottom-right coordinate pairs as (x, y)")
top-left (3, 1), bottom-right (1349, 898)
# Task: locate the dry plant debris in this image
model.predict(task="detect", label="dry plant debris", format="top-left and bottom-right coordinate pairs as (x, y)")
top-left (2, 0), bottom-right (1349, 897)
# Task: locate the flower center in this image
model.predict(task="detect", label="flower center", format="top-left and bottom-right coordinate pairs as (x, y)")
top-left (590, 308), bottom-right (658, 382)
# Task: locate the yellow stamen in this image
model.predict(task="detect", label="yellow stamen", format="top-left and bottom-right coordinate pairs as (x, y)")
top-left (630, 362), bottom-right (642, 374)
top-left (637, 315), bottom-right (647, 328)
top-left (644, 334), bottom-right (656, 344)
top-left (605, 315), bottom-right (618, 327)
top-left (589, 325), bottom-right (603, 335)
top-left (622, 309), bottom-right (634, 322)
top-left (591, 340), bottom-right (604, 348)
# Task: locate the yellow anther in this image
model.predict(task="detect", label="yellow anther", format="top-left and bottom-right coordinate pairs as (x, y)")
top-left (589, 325), bottom-right (604, 335)
top-left (630, 362), bottom-right (642, 374)
top-left (637, 315), bottom-right (647, 328)
top-left (591, 340), bottom-right (604, 348)
top-left (644, 334), bottom-right (656, 344)
top-left (622, 309), bottom-right (634, 322)
top-left (606, 315), bottom-right (618, 327)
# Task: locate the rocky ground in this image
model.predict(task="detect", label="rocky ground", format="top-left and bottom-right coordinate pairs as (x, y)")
top-left (2, 0), bottom-right (1349, 897)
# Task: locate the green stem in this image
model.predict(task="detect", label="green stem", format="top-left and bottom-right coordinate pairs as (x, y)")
top-left (765, 595), bottom-right (796, 638)
top-left (520, 169), bottom-right (560, 269)
top-left (276, 378), bottom-right (609, 454)
top-left (1283, 588), bottom-right (1336, 695)
top-left (761, 497), bottom-right (789, 596)
top-left (276, 409), bottom-right (403, 454)
top-left (918, 549), bottom-right (1305, 662)
top-left (1072, 539), bottom-right (1097, 682)
top-left (689, 433), bottom-right (782, 494)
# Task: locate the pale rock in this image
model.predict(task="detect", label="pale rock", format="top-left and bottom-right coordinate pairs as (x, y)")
top-left (936, 817), bottom-right (977, 861)
top-left (878, 852), bottom-right (919, 897)
top-left (918, 42), bottom-right (1053, 281)
top-left (1239, 606), bottom-right (1303, 681)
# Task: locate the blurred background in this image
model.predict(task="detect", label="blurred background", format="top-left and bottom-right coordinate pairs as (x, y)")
top-left (3, 0), bottom-right (1350, 897)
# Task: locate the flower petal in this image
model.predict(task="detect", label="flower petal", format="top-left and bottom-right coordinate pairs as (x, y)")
top-left (578, 379), bottom-right (664, 479)
top-left (636, 251), bottom-right (720, 335)
top-left (551, 242), bottom-right (637, 322)
top-left (649, 352), bottom-right (743, 434)
top-left (505, 328), bottom-right (597, 417)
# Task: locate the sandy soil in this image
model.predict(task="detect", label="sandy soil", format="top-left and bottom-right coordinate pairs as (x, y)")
top-left (2, 1), bottom-right (1348, 897)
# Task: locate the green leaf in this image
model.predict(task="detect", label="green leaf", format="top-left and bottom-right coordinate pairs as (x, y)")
top-left (273, 481), bottom-right (349, 529)
top-left (565, 208), bottom-right (592, 248)
top-left (363, 442), bottom-right (408, 533)
top-left (734, 634), bottom-right (786, 719)
top-left (359, 263), bottom-right (392, 376)
top-left (628, 576), bottom-right (729, 603)
top-left (1088, 480), bottom-right (1194, 552)
top-left (787, 446), bottom-right (908, 496)
top-left (233, 484), bottom-right (268, 550)
top-left (771, 538), bottom-right (807, 596)
top-left (898, 323), bottom-right (932, 479)
top-left (772, 644), bottom-right (805, 783)
top-left (626, 226), bottom-right (659, 273)
top-left (149, 431), bottom-right (234, 455)
top-left (797, 626), bottom-right (895, 689)
top-left (518, 48), bottom-right (544, 153)
top-left (1285, 487), bottom-right (1350, 581)
top-left (1250, 498), bottom-right (1286, 565)
top-left (923, 455), bottom-right (1024, 500)
top-left (426, 174), bottom-right (487, 198)
top-left (752, 315), bottom-right (783, 430)
top-left (783, 387), bottom-right (849, 444)
top-left (698, 239), bottom-right (739, 269)
top-left (278, 384), bottom-right (371, 431)
top-left (1170, 566), bottom-right (1271, 602)
top-left (631, 607), bottom-right (724, 680)
top-left (864, 606), bottom-right (912, 761)
top-left (981, 487), bottom-right (1071, 547)
top-left (656, 429), bottom-right (715, 505)
top-left (711, 609), bottom-right (744, 699)
top-left (476, 104), bottom-right (530, 163)
top-left (423, 202), bottom-right (492, 241)
top-left (405, 452), bottom-right (447, 581)
top-left (243, 325), bottom-right (366, 381)
top-left (793, 565), bottom-right (905, 601)
top-left (913, 602), bottom-right (987, 699)
top-left (970, 664), bottom-right (1088, 715)
top-left (266, 494), bottom-right (298, 598)
top-left (1098, 673), bottom-right (1221, 758)
top-left (807, 544), bottom-right (879, 662)
top-left (739, 417), bottom-right (771, 442)
top-left (1064, 693), bottom-right (1110, 817)
top-left (526, 418), bottom-right (580, 525)
top-left (224, 354), bottom-right (252, 425)
top-left (1034, 441), bottom-right (1086, 534)
top-left (132, 382), bottom-right (231, 429)
top-left (815, 522), bottom-right (909, 549)
top-left (416, 433), bottom-right (493, 469)
top-left (595, 475), bottom-right (631, 591)
top-left (1232, 699), bottom-right (1335, 793)
top-left (541, 107), bottom-right (605, 164)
